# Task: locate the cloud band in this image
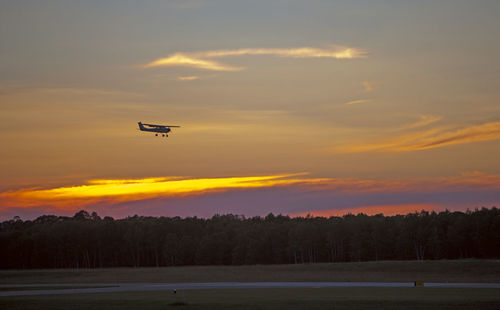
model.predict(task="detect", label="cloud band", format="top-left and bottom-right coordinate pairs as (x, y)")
top-left (334, 121), bottom-right (500, 153)
top-left (144, 45), bottom-right (365, 71)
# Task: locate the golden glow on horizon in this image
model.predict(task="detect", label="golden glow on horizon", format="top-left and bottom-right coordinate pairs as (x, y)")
top-left (291, 203), bottom-right (440, 217)
top-left (334, 121), bottom-right (500, 153)
top-left (144, 46), bottom-right (365, 71)
top-left (0, 174), bottom-right (314, 209)
top-left (86, 177), bottom-right (180, 185)
top-left (1, 172), bottom-right (498, 211)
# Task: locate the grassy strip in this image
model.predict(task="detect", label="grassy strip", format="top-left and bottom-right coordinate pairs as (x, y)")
top-left (1, 287), bottom-right (499, 310)
top-left (0, 285), bottom-right (116, 291)
top-left (1, 260), bottom-right (499, 284)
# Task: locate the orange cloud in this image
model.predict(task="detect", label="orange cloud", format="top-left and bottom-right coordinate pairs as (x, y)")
top-left (144, 45), bottom-right (365, 71)
top-left (291, 203), bottom-right (440, 217)
top-left (397, 115), bottom-right (442, 131)
top-left (334, 121), bottom-right (500, 153)
top-left (0, 174), bottom-right (314, 210)
top-left (1, 172), bottom-right (498, 211)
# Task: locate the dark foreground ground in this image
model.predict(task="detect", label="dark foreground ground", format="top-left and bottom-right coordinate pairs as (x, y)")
top-left (1, 260), bottom-right (499, 284)
top-left (1, 260), bottom-right (499, 309)
top-left (2, 287), bottom-right (500, 310)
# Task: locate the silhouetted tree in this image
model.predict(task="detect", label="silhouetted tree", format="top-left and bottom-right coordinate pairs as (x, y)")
top-left (1, 208), bottom-right (498, 269)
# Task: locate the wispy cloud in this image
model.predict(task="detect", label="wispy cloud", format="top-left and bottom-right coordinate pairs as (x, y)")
top-left (0, 174), bottom-right (314, 209)
top-left (193, 46), bottom-right (365, 59)
top-left (144, 45), bottom-right (365, 71)
top-left (396, 115), bottom-right (443, 131)
top-left (346, 99), bottom-right (370, 105)
top-left (334, 121), bottom-right (500, 153)
top-left (144, 54), bottom-right (242, 71)
top-left (177, 75), bottom-right (200, 81)
top-left (293, 172), bottom-right (500, 193)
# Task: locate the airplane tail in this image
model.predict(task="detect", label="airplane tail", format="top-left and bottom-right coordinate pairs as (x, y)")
top-left (138, 122), bottom-right (145, 130)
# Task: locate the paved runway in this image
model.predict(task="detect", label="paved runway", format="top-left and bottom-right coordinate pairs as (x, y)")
top-left (1, 282), bottom-right (499, 297)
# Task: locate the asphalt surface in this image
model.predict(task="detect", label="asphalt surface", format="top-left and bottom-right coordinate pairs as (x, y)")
top-left (1, 282), bottom-right (500, 297)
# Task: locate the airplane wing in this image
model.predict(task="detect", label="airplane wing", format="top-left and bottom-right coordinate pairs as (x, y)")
top-left (143, 123), bottom-right (181, 128)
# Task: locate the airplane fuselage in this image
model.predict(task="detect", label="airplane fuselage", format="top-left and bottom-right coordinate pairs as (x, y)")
top-left (139, 126), bottom-right (171, 133)
top-left (138, 122), bottom-right (178, 136)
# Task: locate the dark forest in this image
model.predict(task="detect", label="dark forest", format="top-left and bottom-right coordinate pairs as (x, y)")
top-left (1, 208), bottom-right (499, 269)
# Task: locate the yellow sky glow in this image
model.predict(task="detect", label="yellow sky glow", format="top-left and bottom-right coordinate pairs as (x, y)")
top-left (0, 174), bottom-right (313, 208)
top-left (1, 172), bottom-right (498, 210)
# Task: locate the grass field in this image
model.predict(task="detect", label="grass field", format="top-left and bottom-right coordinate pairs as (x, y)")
top-left (1, 260), bottom-right (498, 309)
top-left (1, 260), bottom-right (499, 284)
top-left (0, 285), bottom-right (117, 291)
top-left (1, 287), bottom-right (500, 310)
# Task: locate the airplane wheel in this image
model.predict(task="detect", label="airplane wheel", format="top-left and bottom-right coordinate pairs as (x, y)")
top-left (166, 135), bottom-right (169, 137)
top-left (155, 134), bottom-right (158, 136)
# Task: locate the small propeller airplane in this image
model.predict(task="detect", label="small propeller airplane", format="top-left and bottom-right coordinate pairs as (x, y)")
top-left (138, 122), bottom-right (180, 137)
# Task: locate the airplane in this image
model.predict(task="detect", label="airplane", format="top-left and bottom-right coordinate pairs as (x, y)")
top-left (138, 122), bottom-right (180, 137)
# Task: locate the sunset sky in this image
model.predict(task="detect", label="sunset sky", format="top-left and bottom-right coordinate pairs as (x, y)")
top-left (1, 0), bottom-right (499, 220)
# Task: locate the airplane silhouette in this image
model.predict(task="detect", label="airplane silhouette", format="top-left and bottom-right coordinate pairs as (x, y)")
top-left (138, 122), bottom-right (180, 137)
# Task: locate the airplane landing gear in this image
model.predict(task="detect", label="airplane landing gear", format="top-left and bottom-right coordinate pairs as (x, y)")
top-left (162, 134), bottom-right (165, 137)
top-left (155, 133), bottom-right (158, 136)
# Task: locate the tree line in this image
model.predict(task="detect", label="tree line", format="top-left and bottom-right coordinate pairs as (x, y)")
top-left (1, 208), bottom-right (499, 269)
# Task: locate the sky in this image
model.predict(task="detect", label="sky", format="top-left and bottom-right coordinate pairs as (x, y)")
top-left (1, 0), bottom-right (499, 220)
